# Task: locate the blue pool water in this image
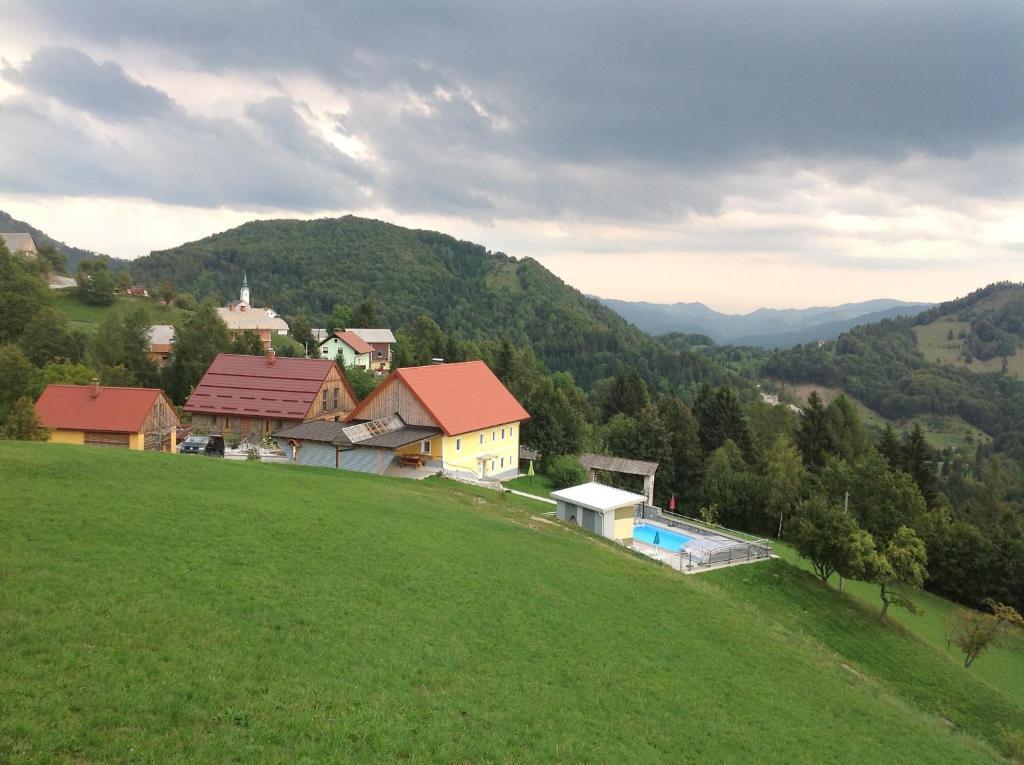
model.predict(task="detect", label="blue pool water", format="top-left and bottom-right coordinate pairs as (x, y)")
top-left (633, 523), bottom-right (692, 553)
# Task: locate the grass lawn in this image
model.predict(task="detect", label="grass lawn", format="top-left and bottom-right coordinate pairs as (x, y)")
top-left (502, 472), bottom-right (555, 497)
top-left (915, 316), bottom-right (1024, 380)
top-left (2, 442), bottom-right (1022, 763)
top-left (770, 542), bottom-right (1024, 706)
top-left (53, 292), bottom-right (187, 334)
top-left (271, 333), bottom-right (305, 355)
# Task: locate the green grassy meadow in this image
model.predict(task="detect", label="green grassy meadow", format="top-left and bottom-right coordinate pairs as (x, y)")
top-left (915, 316), bottom-right (1024, 379)
top-left (52, 292), bottom-right (187, 334)
top-left (502, 472), bottom-right (555, 497)
top-left (2, 442), bottom-right (1022, 763)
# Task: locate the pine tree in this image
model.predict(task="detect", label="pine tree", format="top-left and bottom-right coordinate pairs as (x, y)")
top-left (657, 394), bottom-right (704, 500)
top-left (163, 301), bottom-right (232, 404)
top-left (825, 395), bottom-right (866, 462)
top-left (796, 391), bottom-right (835, 468)
top-left (901, 424), bottom-right (938, 509)
top-left (876, 424), bottom-right (902, 469)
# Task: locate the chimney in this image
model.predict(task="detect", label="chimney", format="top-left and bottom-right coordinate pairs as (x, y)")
top-left (267, 348), bottom-right (277, 365)
top-left (90, 378), bottom-right (100, 398)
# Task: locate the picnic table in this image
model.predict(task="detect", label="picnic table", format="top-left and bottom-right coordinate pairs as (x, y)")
top-left (397, 453), bottom-right (427, 469)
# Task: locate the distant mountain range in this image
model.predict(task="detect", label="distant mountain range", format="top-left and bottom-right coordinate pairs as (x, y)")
top-left (599, 297), bottom-right (934, 348)
top-left (0, 210), bottom-right (125, 272)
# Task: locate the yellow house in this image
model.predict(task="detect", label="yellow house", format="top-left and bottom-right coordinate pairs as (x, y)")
top-left (35, 382), bottom-right (180, 451)
top-left (346, 360), bottom-right (529, 480)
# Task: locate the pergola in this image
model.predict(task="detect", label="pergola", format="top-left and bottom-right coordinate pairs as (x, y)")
top-left (579, 453), bottom-right (659, 506)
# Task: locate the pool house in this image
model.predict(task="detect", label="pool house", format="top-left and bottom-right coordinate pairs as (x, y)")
top-left (551, 482), bottom-right (647, 542)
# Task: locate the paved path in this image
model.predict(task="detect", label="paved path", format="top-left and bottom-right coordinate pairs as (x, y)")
top-left (507, 489), bottom-right (556, 505)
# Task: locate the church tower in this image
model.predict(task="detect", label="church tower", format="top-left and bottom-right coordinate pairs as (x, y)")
top-left (240, 272), bottom-right (250, 306)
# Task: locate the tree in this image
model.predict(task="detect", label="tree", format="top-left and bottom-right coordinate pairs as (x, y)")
top-left (493, 339), bottom-right (516, 385)
top-left (327, 304), bottom-right (352, 335)
top-left (547, 454), bottom-right (587, 489)
top-left (522, 377), bottom-right (585, 471)
top-left (825, 395), bottom-right (866, 463)
top-left (410, 314), bottom-right (446, 366)
top-left (605, 406), bottom-right (674, 503)
top-left (350, 298), bottom-right (381, 327)
top-left (764, 433), bottom-right (807, 537)
top-left (35, 244), bottom-right (67, 275)
top-left (0, 397), bottom-right (49, 441)
top-left (790, 496), bottom-right (876, 585)
top-left (901, 424), bottom-right (938, 508)
top-left (597, 370), bottom-right (650, 421)
top-left (116, 270), bottom-right (132, 292)
top-left (657, 395), bottom-right (704, 500)
top-left (75, 259), bottom-right (116, 306)
top-left (174, 293), bottom-right (198, 311)
top-left (876, 424), bottom-right (902, 469)
top-left (163, 301), bottom-right (231, 404)
top-left (291, 314), bottom-right (314, 356)
top-left (18, 307), bottom-right (74, 366)
top-left (230, 330), bottom-right (265, 356)
top-left (88, 308), bottom-right (159, 386)
top-left (693, 384), bottom-right (751, 456)
top-left (0, 345), bottom-right (42, 424)
top-left (948, 599), bottom-right (1024, 668)
top-left (796, 391), bottom-right (836, 469)
top-left (41, 360), bottom-right (98, 387)
top-left (867, 526), bottom-right (928, 619)
top-left (156, 279), bottom-right (175, 304)
top-left (0, 248), bottom-right (52, 344)
top-left (345, 365), bottom-right (378, 400)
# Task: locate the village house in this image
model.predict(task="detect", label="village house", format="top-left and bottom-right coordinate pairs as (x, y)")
top-left (318, 330), bottom-right (374, 369)
top-left (147, 324), bottom-right (175, 365)
top-left (216, 273), bottom-right (289, 350)
top-left (347, 328), bottom-right (396, 372)
top-left (309, 360), bottom-right (529, 480)
top-left (35, 382), bottom-right (180, 451)
top-left (184, 351), bottom-right (357, 439)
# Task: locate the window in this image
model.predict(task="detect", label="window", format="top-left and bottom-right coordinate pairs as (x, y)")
top-left (376, 350), bottom-right (383, 358)
top-left (510, 424), bottom-right (515, 436)
top-left (479, 433), bottom-right (484, 445)
top-left (456, 438), bottom-right (461, 451)
top-left (492, 430), bottom-right (496, 442)
top-left (333, 387), bottom-right (339, 410)
top-left (500, 457), bottom-right (505, 468)
top-left (422, 440), bottom-right (431, 454)
top-left (322, 390), bottom-right (328, 410)
top-left (501, 427), bottom-right (506, 440)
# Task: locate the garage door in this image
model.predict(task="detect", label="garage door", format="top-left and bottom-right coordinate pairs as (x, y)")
top-left (84, 431), bottom-right (131, 448)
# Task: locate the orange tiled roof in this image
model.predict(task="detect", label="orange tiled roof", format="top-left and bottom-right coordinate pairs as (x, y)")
top-left (35, 385), bottom-right (167, 433)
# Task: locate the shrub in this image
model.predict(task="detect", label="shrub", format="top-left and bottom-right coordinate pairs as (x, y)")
top-left (547, 455), bottom-right (587, 489)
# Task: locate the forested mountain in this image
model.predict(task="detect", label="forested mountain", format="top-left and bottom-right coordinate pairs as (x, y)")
top-left (0, 210), bottom-right (123, 272)
top-left (128, 216), bottom-right (734, 395)
top-left (764, 283), bottom-right (1024, 463)
top-left (601, 296), bottom-right (931, 347)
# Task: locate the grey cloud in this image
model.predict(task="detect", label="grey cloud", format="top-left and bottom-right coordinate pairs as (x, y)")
top-left (0, 50), bottom-right (371, 210)
top-left (3, 45), bottom-right (172, 120)
top-left (2, 1), bottom-right (1023, 226)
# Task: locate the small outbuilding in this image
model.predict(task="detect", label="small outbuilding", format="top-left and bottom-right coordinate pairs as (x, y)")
top-left (551, 482), bottom-right (647, 542)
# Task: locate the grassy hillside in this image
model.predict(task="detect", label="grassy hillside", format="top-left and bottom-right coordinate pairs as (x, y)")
top-left (2, 443), bottom-right (1022, 763)
top-left (0, 210), bottom-right (125, 272)
top-left (763, 283), bottom-right (1024, 463)
top-left (127, 216), bottom-right (734, 393)
top-left (52, 292), bottom-right (187, 334)
top-left (767, 380), bottom-right (992, 452)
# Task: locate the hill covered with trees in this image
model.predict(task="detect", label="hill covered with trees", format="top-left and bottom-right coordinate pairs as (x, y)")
top-left (127, 216), bottom-right (733, 395)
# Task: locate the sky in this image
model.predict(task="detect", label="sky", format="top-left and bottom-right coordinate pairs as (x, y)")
top-left (1, 1), bottom-right (1021, 312)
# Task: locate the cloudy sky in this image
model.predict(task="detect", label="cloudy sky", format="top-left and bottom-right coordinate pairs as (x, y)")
top-left (1, 1), bottom-right (1021, 311)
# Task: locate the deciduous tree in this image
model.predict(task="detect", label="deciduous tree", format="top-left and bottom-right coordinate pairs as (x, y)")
top-left (948, 599), bottom-right (1024, 668)
top-left (790, 496), bottom-right (875, 585)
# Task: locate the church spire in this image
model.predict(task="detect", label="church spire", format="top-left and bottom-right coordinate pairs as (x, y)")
top-left (240, 272), bottom-right (250, 306)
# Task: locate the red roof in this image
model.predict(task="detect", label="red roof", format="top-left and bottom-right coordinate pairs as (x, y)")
top-left (349, 360), bottom-right (529, 436)
top-left (333, 330), bottom-right (374, 355)
top-left (184, 353), bottom-right (354, 419)
top-left (35, 385), bottom-right (171, 433)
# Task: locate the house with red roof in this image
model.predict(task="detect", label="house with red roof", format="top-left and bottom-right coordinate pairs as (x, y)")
top-left (184, 351), bottom-right (358, 439)
top-left (343, 360), bottom-right (529, 480)
top-left (318, 330), bottom-right (374, 370)
top-left (35, 382), bottom-right (180, 451)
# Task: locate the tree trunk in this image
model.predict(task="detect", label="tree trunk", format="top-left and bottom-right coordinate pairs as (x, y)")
top-left (879, 584), bottom-right (890, 619)
top-left (777, 511), bottom-right (784, 539)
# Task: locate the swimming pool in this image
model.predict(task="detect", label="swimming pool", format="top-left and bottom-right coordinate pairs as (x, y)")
top-left (632, 523), bottom-right (692, 553)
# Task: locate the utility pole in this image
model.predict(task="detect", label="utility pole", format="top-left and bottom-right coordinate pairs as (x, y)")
top-left (839, 491), bottom-right (849, 593)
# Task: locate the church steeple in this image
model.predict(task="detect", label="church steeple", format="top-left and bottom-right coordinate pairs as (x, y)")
top-left (240, 272), bottom-right (250, 306)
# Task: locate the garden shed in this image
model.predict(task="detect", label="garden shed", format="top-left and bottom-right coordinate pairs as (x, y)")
top-left (551, 482), bottom-right (647, 542)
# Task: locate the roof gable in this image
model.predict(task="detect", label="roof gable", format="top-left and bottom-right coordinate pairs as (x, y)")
top-left (348, 360), bottom-right (529, 436)
top-left (35, 385), bottom-right (170, 433)
top-left (184, 353), bottom-right (356, 419)
top-left (333, 330), bottom-right (373, 355)
top-left (347, 328), bottom-right (396, 344)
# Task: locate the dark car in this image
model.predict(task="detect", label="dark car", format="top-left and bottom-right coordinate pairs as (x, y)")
top-left (178, 434), bottom-right (225, 457)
